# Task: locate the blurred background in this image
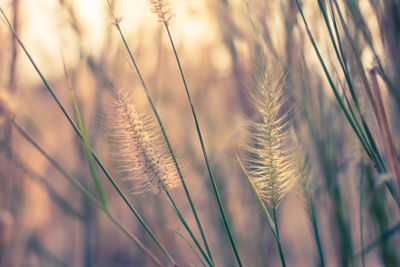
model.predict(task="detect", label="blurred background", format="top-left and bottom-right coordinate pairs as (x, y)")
top-left (0, 0), bottom-right (400, 266)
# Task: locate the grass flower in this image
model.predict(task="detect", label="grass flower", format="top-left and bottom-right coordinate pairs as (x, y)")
top-left (149, 0), bottom-right (173, 24)
top-left (238, 66), bottom-right (299, 267)
top-left (110, 89), bottom-right (180, 194)
top-left (242, 68), bottom-right (298, 208)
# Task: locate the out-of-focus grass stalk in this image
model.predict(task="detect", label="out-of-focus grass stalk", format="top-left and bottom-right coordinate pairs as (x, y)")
top-left (4, 148), bottom-right (85, 221)
top-left (331, 0), bottom-right (385, 149)
top-left (108, 8), bottom-right (214, 265)
top-left (364, 164), bottom-right (400, 265)
top-left (358, 221), bottom-right (400, 257)
top-left (295, 0), bottom-right (383, 169)
top-left (27, 235), bottom-right (68, 267)
top-left (237, 156), bottom-right (286, 267)
top-left (301, 90), bottom-right (354, 265)
top-left (370, 69), bottom-right (400, 192)
top-left (325, 0), bottom-right (385, 171)
top-left (296, 0), bottom-right (400, 210)
top-left (0, 9), bottom-right (176, 264)
top-left (340, 0), bottom-right (400, 105)
top-left (11, 121), bottom-right (164, 267)
top-left (359, 161), bottom-right (365, 267)
top-left (63, 61), bottom-right (107, 209)
top-left (161, 16), bottom-right (242, 267)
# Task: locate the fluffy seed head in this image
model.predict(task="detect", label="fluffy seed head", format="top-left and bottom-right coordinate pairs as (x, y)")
top-left (242, 68), bottom-right (298, 208)
top-left (110, 89), bottom-right (180, 194)
top-left (149, 0), bottom-right (173, 24)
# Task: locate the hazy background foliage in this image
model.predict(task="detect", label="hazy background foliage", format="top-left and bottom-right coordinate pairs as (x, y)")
top-left (0, 0), bottom-right (399, 266)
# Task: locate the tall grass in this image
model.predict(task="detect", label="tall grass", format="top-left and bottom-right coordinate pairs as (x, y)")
top-left (0, 0), bottom-right (400, 266)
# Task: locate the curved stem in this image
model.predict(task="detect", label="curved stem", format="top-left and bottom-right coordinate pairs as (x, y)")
top-left (164, 190), bottom-right (214, 267)
top-left (163, 21), bottom-right (241, 267)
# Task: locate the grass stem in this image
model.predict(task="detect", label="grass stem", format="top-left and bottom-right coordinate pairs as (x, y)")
top-left (273, 208), bottom-right (286, 267)
top-left (163, 21), bottom-right (241, 266)
top-left (310, 198), bottom-right (325, 267)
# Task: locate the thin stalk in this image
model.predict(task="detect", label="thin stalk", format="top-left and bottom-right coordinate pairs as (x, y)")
top-left (163, 21), bottom-right (242, 267)
top-left (310, 198), bottom-right (325, 267)
top-left (6, 149), bottom-right (85, 221)
top-left (370, 69), bottom-right (400, 192)
top-left (327, 0), bottom-right (385, 170)
top-left (331, 0), bottom-right (387, 171)
top-left (0, 10), bottom-right (175, 264)
top-left (238, 156), bottom-right (289, 267)
top-left (168, 227), bottom-right (207, 267)
top-left (295, 0), bottom-right (379, 169)
top-left (64, 63), bottom-right (107, 209)
top-left (164, 191), bottom-right (214, 267)
top-left (331, 0), bottom-right (379, 132)
top-left (111, 19), bottom-right (213, 264)
top-left (359, 161), bottom-right (365, 267)
top-left (358, 222), bottom-right (400, 257)
top-left (273, 208), bottom-right (286, 267)
top-left (12, 121), bottom-right (165, 267)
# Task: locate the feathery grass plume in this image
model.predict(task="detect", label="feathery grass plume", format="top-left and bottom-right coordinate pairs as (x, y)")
top-left (110, 89), bottom-right (180, 194)
top-left (242, 67), bottom-right (298, 209)
top-left (149, 0), bottom-right (173, 24)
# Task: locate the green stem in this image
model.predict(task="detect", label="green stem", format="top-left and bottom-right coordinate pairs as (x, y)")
top-left (273, 208), bottom-right (286, 267)
top-left (358, 222), bottom-right (400, 257)
top-left (168, 227), bottom-right (208, 267)
top-left (164, 190), bottom-right (214, 267)
top-left (310, 198), bottom-right (325, 267)
top-left (12, 121), bottom-right (164, 267)
top-left (163, 21), bottom-right (242, 267)
top-left (113, 22), bottom-right (213, 265)
top-left (70, 90), bottom-right (107, 209)
top-left (295, 0), bottom-right (379, 168)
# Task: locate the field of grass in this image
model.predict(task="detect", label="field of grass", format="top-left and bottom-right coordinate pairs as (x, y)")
top-left (0, 0), bottom-right (399, 266)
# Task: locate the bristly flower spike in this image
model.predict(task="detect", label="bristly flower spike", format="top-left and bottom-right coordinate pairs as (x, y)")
top-left (149, 0), bottom-right (173, 24)
top-left (111, 89), bottom-right (180, 194)
top-left (242, 68), bottom-right (298, 209)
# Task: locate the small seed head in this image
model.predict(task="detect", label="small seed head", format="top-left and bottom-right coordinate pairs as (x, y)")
top-left (109, 89), bottom-right (180, 194)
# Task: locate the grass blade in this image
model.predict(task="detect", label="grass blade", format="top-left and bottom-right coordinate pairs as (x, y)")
top-left (63, 61), bottom-right (107, 209)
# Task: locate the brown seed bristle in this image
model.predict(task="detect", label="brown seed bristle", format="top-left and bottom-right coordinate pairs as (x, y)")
top-left (110, 89), bottom-right (179, 194)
